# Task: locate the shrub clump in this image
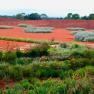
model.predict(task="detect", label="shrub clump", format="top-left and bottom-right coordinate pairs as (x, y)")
top-left (18, 24), bottom-right (29, 28)
top-left (27, 43), bottom-right (50, 57)
top-left (24, 25), bottom-right (54, 33)
top-left (74, 31), bottom-right (94, 42)
top-left (0, 25), bottom-right (13, 29)
top-left (66, 27), bottom-right (85, 31)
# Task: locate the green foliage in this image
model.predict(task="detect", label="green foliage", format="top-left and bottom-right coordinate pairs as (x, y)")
top-left (15, 58), bottom-right (32, 65)
top-left (20, 79), bottom-right (31, 90)
top-left (1, 78), bottom-right (94, 94)
top-left (0, 37), bottom-right (58, 45)
top-left (24, 13), bottom-right (41, 20)
top-left (27, 43), bottom-right (50, 57)
top-left (8, 64), bottom-right (23, 80)
top-left (18, 24), bottom-right (28, 27)
top-left (0, 52), bottom-right (3, 61)
top-left (16, 49), bottom-right (24, 58)
top-left (60, 43), bottom-right (69, 48)
top-left (0, 43), bottom-right (94, 93)
top-left (3, 51), bottom-right (17, 62)
top-left (15, 13), bottom-right (25, 20)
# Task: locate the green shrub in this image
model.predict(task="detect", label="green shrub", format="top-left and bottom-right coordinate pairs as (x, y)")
top-left (8, 65), bottom-right (23, 80)
top-left (60, 43), bottom-right (69, 48)
top-left (20, 79), bottom-right (31, 90)
top-left (60, 70), bottom-right (73, 79)
top-left (0, 78), bottom-right (94, 94)
top-left (0, 63), bottom-right (10, 80)
top-left (73, 68), bottom-right (85, 79)
top-left (3, 51), bottom-right (17, 62)
top-left (15, 58), bottom-right (32, 65)
top-left (16, 49), bottom-right (24, 58)
top-left (18, 24), bottom-right (28, 28)
top-left (22, 64), bottom-right (33, 78)
top-left (69, 58), bottom-right (94, 69)
top-left (0, 52), bottom-right (3, 61)
top-left (85, 66), bottom-right (94, 76)
top-left (14, 83), bottom-right (23, 91)
top-left (71, 50), bottom-right (86, 58)
top-left (27, 43), bottom-right (50, 57)
top-left (5, 88), bottom-right (23, 94)
top-left (0, 89), bottom-right (2, 94)
top-left (83, 49), bottom-right (94, 58)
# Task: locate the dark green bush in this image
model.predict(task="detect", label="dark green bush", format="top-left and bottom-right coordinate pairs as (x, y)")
top-left (0, 64), bottom-right (10, 80)
top-left (16, 49), bottom-right (24, 58)
top-left (0, 52), bottom-right (3, 61)
top-left (22, 64), bottom-right (33, 78)
top-left (69, 58), bottom-right (94, 69)
top-left (60, 43), bottom-right (69, 48)
top-left (3, 51), bottom-right (17, 62)
top-left (27, 43), bottom-right (50, 57)
top-left (83, 49), bottom-right (94, 58)
top-left (20, 79), bottom-right (31, 90)
top-left (15, 58), bottom-right (32, 65)
top-left (8, 65), bottom-right (23, 80)
top-left (71, 49), bottom-right (94, 58)
top-left (60, 70), bottom-right (73, 79)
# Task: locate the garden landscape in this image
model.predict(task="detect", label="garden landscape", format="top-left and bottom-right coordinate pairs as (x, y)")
top-left (0, 0), bottom-right (94, 93)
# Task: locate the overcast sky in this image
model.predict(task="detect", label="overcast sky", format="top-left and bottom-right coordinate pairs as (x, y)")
top-left (0, 0), bottom-right (94, 17)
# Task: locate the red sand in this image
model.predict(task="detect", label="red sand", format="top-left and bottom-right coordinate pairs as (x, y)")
top-left (0, 27), bottom-right (74, 49)
top-left (1, 18), bottom-right (94, 29)
top-left (0, 27), bottom-right (94, 49)
top-left (0, 27), bottom-right (74, 42)
top-left (0, 18), bottom-right (94, 50)
top-left (0, 40), bottom-right (32, 51)
top-left (0, 27), bottom-right (75, 50)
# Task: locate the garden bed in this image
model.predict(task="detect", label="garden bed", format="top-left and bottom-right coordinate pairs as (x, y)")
top-left (24, 25), bottom-right (54, 33)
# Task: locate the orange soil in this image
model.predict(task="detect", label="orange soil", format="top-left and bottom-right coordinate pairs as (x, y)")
top-left (0, 27), bottom-right (94, 49)
top-left (0, 40), bottom-right (32, 51)
top-left (0, 27), bottom-right (75, 50)
top-left (0, 19), bottom-right (94, 49)
top-left (0, 27), bottom-right (74, 42)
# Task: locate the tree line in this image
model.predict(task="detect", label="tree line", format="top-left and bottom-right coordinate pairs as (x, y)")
top-left (1, 13), bottom-right (94, 20)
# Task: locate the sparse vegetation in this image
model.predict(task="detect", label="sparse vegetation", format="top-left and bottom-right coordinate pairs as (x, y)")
top-left (0, 17), bottom-right (94, 93)
top-left (18, 24), bottom-right (28, 28)
top-left (0, 37), bottom-right (59, 44)
top-left (0, 25), bottom-right (13, 29)
top-left (24, 25), bottom-right (54, 33)
top-left (74, 31), bottom-right (94, 42)
top-left (0, 43), bottom-right (94, 94)
top-left (66, 27), bottom-right (85, 31)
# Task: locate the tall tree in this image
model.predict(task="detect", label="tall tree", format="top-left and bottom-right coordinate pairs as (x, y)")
top-left (67, 13), bottom-right (72, 19)
top-left (88, 14), bottom-right (94, 20)
top-left (25, 13), bottom-right (41, 20)
top-left (71, 14), bottom-right (80, 19)
top-left (15, 13), bottom-right (25, 20)
top-left (40, 14), bottom-right (48, 19)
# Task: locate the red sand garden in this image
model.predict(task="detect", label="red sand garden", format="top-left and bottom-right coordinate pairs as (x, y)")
top-left (0, 18), bottom-right (94, 50)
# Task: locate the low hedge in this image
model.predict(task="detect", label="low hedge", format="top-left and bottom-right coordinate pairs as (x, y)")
top-left (0, 37), bottom-right (59, 45)
top-left (0, 25), bottom-right (14, 29)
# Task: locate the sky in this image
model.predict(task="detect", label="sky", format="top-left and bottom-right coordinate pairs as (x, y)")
top-left (0, 0), bottom-right (94, 17)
